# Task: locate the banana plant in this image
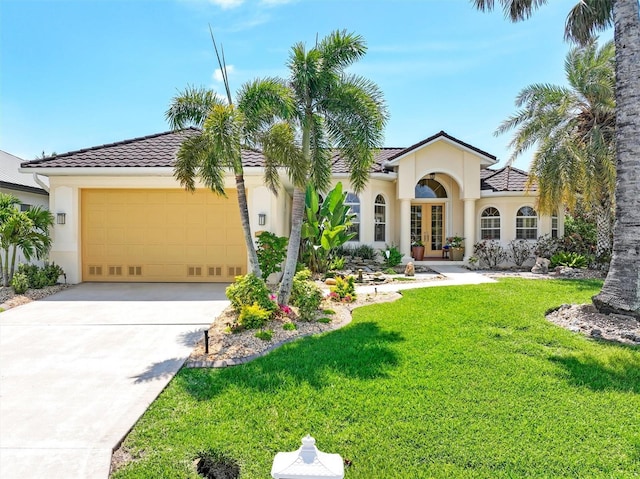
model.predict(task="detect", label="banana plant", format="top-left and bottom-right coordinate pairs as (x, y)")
top-left (301, 182), bottom-right (356, 273)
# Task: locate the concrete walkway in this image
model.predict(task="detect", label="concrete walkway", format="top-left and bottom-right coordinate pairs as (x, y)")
top-left (0, 283), bottom-right (229, 479)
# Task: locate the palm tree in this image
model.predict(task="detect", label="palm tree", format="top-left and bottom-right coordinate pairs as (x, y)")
top-left (496, 40), bottom-right (616, 259)
top-left (473, 0), bottom-right (640, 318)
top-left (265, 30), bottom-right (388, 304)
top-left (0, 201), bottom-right (53, 286)
top-left (166, 37), bottom-right (292, 279)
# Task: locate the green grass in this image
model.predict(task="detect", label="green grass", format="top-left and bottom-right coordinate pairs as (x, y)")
top-left (113, 279), bottom-right (640, 478)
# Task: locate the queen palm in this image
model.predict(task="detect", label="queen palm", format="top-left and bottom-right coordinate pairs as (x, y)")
top-left (496, 40), bottom-right (616, 259)
top-left (264, 30), bottom-right (388, 304)
top-left (166, 72), bottom-right (292, 278)
top-left (473, 0), bottom-right (640, 318)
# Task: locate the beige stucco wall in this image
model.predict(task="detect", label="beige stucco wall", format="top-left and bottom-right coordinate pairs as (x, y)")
top-left (476, 194), bottom-right (563, 244)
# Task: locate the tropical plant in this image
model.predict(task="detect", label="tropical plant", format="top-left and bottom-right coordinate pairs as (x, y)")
top-left (238, 303), bottom-right (271, 330)
top-left (301, 182), bottom-right (356, 273)
top-left (262, 30), bottom-right (388, 304)
top-left (0, 195), bottom-right (53, 286)
top-left (447, 235), bottom-right (465, 248)
top-left (10, 272), bottom-right (29, 294)
top-left (495, 40), bottom-right (615, 260)
top-left (165, 31), bottom-right (292, 279)
top-left (550, 251), bottom-right (589, 269)
top-left (329, 275), bottom-right (356, 302)
top-left (533, 234), bottom-right (561, 259)
top-left (472, 0), bottom-right (640, 317)
top-left (256, 231), bottom-right (288, 279)
top-left (382, 245), bottom-right (403, 268)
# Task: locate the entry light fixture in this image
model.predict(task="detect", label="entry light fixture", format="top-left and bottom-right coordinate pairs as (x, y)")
top-left (258, 213), bottom-right (266, 226)
top-left (56, 213), bottom-right (66, 225)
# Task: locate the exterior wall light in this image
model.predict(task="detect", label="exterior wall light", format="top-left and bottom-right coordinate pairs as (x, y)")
top-left (56, 213), bottom-right (66, 225)
top-left (258, 213), bottom-right (266, 226)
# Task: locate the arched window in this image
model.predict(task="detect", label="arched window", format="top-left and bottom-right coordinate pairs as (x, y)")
top-left (345, 192), bottom-right (360, 241)
top-left (480, 207), bottom-right (500, 240)
top-left (374, 194), bottom-right (386, 242)
top-left (516, 206), bottom-right (538, 240)
top-left (415, 178), bottom-right (447, 198)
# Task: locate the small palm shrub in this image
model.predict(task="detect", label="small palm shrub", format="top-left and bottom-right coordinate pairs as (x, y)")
top-left (282, 322), bottom-right (297, 331)
top-left (11, 272), bottom-right (29, 294)
top-left (473, 240), bottom-right (508, 269)
top-left (508, 239), bottom-right (532, 267)
top-left (550, 251), bottom-right (588, 268)
top-left (238, 303), bottom-right (271, 330)
top-left (226, 274), bottom-right (276, 316)
top-left (329, 256), bottom-right (346, 271)
top-left (14, 263), bottom-right (65, 289)
top-left (290, 269), bottom-right (323, 320)
top-left (329, 276), bottom-right (356, 302)
top-left (254, 329), bottom-right (274, 341)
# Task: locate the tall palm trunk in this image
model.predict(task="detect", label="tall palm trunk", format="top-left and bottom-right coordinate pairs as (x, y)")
top-left (3, 248), bottom-right (9, 286)
top-left (277, 187), bottom-right (305, 304)
top-left (593, 0), bottom-right (640, 317)
top-left (593, 202), bottom-right (613, 261)
top-left (10, 245), bottom-right (18, 283)
top-left (234, 174), bottom-right (261, 278)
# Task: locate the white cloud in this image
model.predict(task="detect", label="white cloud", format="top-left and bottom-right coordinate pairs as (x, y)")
top-left (213, 64), bottom-right (235, 83)
top-left (260, 0), bottom-right (296, 6)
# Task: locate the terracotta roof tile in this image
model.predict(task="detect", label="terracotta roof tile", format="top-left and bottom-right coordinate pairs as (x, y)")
top-left (481, 166), bottom-right (536, 192)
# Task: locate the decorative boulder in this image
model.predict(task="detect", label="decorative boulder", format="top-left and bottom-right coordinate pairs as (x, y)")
top-left (404, 262), bottom-right (415, 277)
top-left (324, 278), bottom-right (337, 286)
top-left (531, 257), bottom-right (550, 274)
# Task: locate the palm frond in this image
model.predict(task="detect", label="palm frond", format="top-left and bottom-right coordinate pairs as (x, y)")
top-left (173, 134), bottom-right (209, 192)
top-left (471, 0), bottom-right (549, 21)
top-left (565, 0), bottom-right (613, 46)
top-left (165, 86), bottom-right (224, 130)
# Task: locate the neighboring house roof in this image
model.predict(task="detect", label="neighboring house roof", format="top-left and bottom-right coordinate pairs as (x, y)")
top-left (21, 129), bottom-right (531, 192)
top-left (481, 166), bottom-right (537, 192)
top-left (0, 150), bottom-right (49, 195)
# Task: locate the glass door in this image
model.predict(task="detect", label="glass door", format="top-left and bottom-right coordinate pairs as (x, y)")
top-left (410, 204), bottom-right (445, 257)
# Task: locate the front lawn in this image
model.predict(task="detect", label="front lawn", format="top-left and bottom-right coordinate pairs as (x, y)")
top-left (112, 279), bottom-right (640, 478)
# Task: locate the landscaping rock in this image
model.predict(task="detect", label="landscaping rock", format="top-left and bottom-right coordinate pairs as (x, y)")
top-left (324, 278), bottom-right (337, 286)
top-left (404, 262), bottom-right (415, 276)
top-left (531, 257), bottom-right (550, 274)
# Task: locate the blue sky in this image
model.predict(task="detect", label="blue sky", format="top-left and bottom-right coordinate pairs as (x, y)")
top-left (1, 0), bottom-right (612, 170)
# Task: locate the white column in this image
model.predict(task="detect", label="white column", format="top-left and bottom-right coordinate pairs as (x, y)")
top-left (400, 199), bottom-right (412, 261)
top-left (463, 199), bottom-right (476, 260)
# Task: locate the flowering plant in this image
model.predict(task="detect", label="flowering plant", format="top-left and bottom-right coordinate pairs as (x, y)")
top-left (446, 235), bottom-right (465, 248)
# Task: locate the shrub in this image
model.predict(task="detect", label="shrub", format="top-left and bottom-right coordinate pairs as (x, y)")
top-left (534, 234), bottom-right (561, 258)
top-left (330, 276), bottom-right (356, 302)
top-left (329, 256), bottom-right (346, 271)
top-left (508, 239), bottom-right (532, 267)
top-left (317, 317), bottom-right (332, 324)
top-left (256, 231), bottom-right (288, 279)
top-left (11, 272), bottom-right (29, 294)
top-left (290, 269), bottom-right (323, 320)
top-left (16, 264), bottom-right (39, 288)
top-left (337, 244), bottom-right (377, 260)
top-left (238, 303), bottom-right (271, 330)
top-left (254, 329), bottom-right (274, 341)
top-left (550, 251), bottom-right (588, 269)
top-left (381, 245), bottom-right (402, 267)
top-left (473, 240), bottom-right (508, 269)
top-left (43, 262), bottom-right (64, 286)
top-left (225, 274), bottom-right (276, 315)
top-left (282, 322), bottom-right (297, 331)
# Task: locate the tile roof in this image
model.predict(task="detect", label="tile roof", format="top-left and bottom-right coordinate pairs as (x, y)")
top-left (20, 129), bottom-right (532, 192)
top-left (481, 166), bottom-right (536, 192)
top-left (1, 150), bottom-right (49, 194)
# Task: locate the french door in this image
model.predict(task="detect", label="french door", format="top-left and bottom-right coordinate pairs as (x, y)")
top-left (410, 204), bottom-right (445, 256)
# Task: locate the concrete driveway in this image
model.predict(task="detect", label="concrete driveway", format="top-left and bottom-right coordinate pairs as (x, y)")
top-left (0, 283), bottom-right (229, 479)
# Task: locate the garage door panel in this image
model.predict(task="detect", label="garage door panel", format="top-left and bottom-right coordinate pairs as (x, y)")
top-left (82, 188), bottom-right (245, 282)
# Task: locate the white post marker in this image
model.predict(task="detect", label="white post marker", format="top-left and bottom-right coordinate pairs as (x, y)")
top-left (271, 435), bottom-right (344, 479)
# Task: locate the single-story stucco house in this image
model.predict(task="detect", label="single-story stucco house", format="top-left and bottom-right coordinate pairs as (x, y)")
top-left (20, 128), bottom-right (562, 284)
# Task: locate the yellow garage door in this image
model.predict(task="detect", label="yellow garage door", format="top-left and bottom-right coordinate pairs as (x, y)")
top-left (81, 189), bottom-right (246, 282)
